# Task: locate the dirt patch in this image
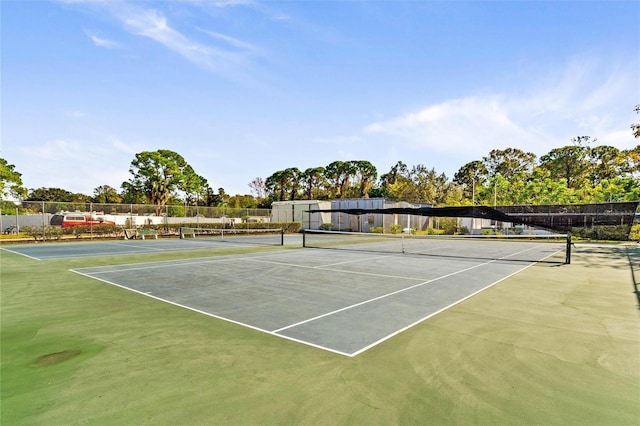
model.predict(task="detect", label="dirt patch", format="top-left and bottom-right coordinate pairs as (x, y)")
top-left (31, 350), bottom-right (81, 367)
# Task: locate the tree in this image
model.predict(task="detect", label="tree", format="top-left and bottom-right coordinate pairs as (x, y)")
top-left (208, 188), bottom-right (228, 207)
top-left (227, 194), bottom-right (258, 209)
top-left (92, 185), bottom-right (122, 204)
top-left (0, 158), bottom-right (27, 200)
top-left (26, 187), bottom-right (90, 202)
top-left (324, 161), bottom-right (356, 199)
top-left (248, 177), bottom-right (267, 199)
top-left (538, 136), bottom-right (593, 188)
top-left (123, 150), bottom-right (204, 215)
top-left (632, 104), bottom-right (640, 139)
top-left (453, 160), bottom-right (488, 203)
top-left (588, 145), bottom-right (623, 186)
top-left (120, 184), bottom-right (147, 204)
top-left (181, 165), bottom-right (210, 206)
top-left (377, 161), bottom-right (409, 200)
top-left (408, 166), bottom-right (454, 205)
top-left (283, 167), bottom-right (302, 201)
top-left (265, 169), bottom-right (299, 201)
top-left (482, 148), bottom-right (536, 180)
top-left (621, 145), bottom-right (640, 178)
top-left (301, 167), bottom-right (326, 200)
top-left (350, 160), bottom-right (377, 198)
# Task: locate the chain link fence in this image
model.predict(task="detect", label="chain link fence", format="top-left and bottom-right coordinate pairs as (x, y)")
top-left (1, 201), bottom-right (273, 235)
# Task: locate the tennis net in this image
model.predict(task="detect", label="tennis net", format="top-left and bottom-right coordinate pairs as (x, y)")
top-left (302, 229), bottom-right (570, 263)
top-left (180, 227), bottom-right (284, 246)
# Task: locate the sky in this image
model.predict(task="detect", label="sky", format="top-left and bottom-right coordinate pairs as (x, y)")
top-left (2, 0), bottom-right (639, 197)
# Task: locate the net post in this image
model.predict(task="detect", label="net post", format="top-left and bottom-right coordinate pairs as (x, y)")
top-left (565, 232), bottom-right (572, 264)
top-left (179, 226), bottom-right (183, 239)
top-left (280, 228), bottom-right (284, 246)
top-left (302, 228), bottom-right (306, 247)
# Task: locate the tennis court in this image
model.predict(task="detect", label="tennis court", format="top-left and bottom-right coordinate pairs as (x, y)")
top-left (1, 230), bottom-right (289, 260)
top-left (72, 239), bottom-right (565, 356)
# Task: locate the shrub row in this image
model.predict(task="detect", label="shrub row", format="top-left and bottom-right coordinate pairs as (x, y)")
top-left (571, 225), bottom-right (636, 241)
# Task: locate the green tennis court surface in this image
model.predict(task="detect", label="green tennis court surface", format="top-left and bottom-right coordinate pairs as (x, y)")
top-left (1, 236), bottom-right (291, 260)
top-left (3, 240), bottom-right (638, 424)
top-left (72, 246), bottom-right (564, 356)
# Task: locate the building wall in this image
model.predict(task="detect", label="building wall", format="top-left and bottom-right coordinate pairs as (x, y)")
top-left (273, 198), bottom-right (433, 232)
top-left (271, 201), bottom-right (331, 229)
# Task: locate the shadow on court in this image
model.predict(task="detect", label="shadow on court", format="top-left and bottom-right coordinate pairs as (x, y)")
top-left (626, 248), bottom-right (640, 309)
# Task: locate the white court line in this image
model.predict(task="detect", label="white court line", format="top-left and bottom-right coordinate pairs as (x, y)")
top-left (105, 241), bottom-right (167, 252)
top-left (70, 268), bottom-right (353, 357)
top-left (72, 244), bottom-right (565, 357)
top-left (349, 260), bottom-right (541, 357)
top-left (245, 257), bottom-right (424, 281)
top-left (0, 247), bottom-right (43, 261)
top-left (74, 250), bottom-right (293, 274)
top-left (310, 253), bottom-right (394, 268)
top-left (272, 243), bottom-right (559, 336)
top-left (272, 259), bottom-right (494, 333)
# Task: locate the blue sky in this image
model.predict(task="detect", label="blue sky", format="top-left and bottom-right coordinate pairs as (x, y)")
top-left (2, 0), bottom-right (639, 197)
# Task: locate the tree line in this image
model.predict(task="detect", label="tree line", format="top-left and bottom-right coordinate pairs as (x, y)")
top-left (259, 139), bottom-right (639, 206)
top-left (2, 106), bottom-right (639, 212)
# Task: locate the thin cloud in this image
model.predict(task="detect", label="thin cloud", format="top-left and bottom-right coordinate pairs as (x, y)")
top-left (24, 138), bottom-right (132, 193)
top-left (86, 32), bottom-right (121, 49)
top-left (196, 27), bottom-right (259, 53)
top-left (120, 8), bottom-right (229, 71)
top-left (87, 2), bottom-right (256, 80)
top-left (364, 56), bottom-right (639, 159)
top-left (364, 96), bottom-right (533, 157)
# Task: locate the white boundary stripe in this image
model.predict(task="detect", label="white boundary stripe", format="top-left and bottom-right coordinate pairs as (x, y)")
top-left (0, 247), bottom-right (43, 261)
top-left (71, 244), bottom-right (566, 358)
top-left (272, 260), bottom-right (493, 333)
top-left (349, 261), bottom-right (540, 357)
top-left (1, 238), bottom-right (280, 261)
top-left (311, 253), bottom-right (392, 268)
top-left (70, 269), bottom-right (352, 357)
top-left (245, 257), bottom-right (425, 281)
top-left (106, 242), bottom-right (167, 252)
top-left (77, 251), bottom-right (291, 274)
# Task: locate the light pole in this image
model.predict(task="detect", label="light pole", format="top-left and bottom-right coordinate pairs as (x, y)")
top-left (14, 201), bottom-right (20, 234)
top-left (472, 178), bottom-right (476, 206)
top-left (493, 173), bottom-right (500, 208)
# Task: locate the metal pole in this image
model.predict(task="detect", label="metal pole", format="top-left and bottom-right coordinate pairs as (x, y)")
top-left (472, 178), bottom-right (476, 205)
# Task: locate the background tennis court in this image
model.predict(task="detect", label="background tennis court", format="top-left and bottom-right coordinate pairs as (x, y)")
top-left (72, 243), bottom-right (564, 356)
top-left (1, 234), bottom-right (294, 260)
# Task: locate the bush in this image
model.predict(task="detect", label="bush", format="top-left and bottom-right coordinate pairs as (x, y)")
top-left (439, 217), bottom-right (459, 235)
top-left (176, 222), bottom-right (301, 234)
top-left (630, 224), bottom-right (640, 242)
top-left (319, 223), bottom-right (333, 231)
top-left (571, 225), bottom-right (633, 241)
top-left (389, 224), bottom-right (402, 234)
top-left (370, 227), bottom-right (384, 234)
top-left (22, 226), bottom-right (42, 241)
top-left (425, 227), bottom-right (444, 235)
top-left (481, 228), bottom-right (494, 236)
top-left (459, 226), bottom-right (470, 235)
